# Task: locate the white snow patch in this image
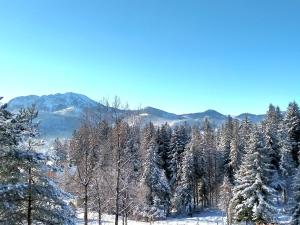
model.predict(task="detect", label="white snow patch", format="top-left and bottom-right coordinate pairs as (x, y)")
top-left (76, 209), bottom-right (226, 225)
top-left (53, 107), bottom-right (76, 115)
top-left (139, 113), bottom-right (149, 117)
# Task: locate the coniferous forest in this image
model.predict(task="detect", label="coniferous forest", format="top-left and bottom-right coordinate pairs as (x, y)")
top-left (2, 97), bottom-right (300, 225)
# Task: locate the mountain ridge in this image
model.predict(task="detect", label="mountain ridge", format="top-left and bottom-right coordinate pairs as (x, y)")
top-left (4, 92), bottom-right (265, 138)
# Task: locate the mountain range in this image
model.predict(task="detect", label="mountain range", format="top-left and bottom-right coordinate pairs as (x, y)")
top-left (6, 92), bottom-right (265, 138)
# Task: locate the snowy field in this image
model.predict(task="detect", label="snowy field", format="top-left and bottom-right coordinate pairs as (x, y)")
top-left (77, 209), bottom-right (226, 225)
top-left (77, 208), bottom-right (291, 225)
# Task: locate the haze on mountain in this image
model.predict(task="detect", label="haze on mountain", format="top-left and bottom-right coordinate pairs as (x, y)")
top-left (6, 92), bottom-right (265, 138)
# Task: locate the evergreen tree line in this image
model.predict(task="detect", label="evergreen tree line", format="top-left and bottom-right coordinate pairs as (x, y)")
top-left (2, 97), bottom-right (300, 225)
top-left (56, 100), bottom-right (300, 225)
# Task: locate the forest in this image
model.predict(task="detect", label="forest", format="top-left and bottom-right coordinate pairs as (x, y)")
top-left (1, 98), bottom-right (300, 225)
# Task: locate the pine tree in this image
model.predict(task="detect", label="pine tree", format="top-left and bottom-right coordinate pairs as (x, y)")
top-left (167, 125), bottom-right (189, 189)
top-left (202, 118), bottom-right (218, 207)
top-left (218, 176), bottom-right (233, 225)
top-left (239, 115), bottom-right (252, 156)
top-left (291, 166), bottom-right (300, 225)
top-left (228, 120), bottom-right (240, 183)
top-left (138, 138), bottom-right (170, 220)
top-left (230, 127), bottom-right (275, 224)
top-left (53, 138), bottom-right (68, 167)
top-left (173, 141), bottom-right (195, 215)
top-left (156, 123), bottom-right (171, 171)
top-left (219, 116), bottom-right (234, 182)
top-left (0, 105), bottom-right (75, 225)
top-left (262, 104), bottom-right (282, 170)
top-left (284, 102), bottom-right (300, 166)
top-left (278, 119), bottom-right (295, 204)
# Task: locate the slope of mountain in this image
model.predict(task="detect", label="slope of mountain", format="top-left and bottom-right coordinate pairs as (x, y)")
top-left (142, 107), bottom-right (182, 120)
top-left (7, 92), bottom-right (99, 114)
top-left (6, 93), bottom-right (266, 138)
top-left (180, 109), bottom-right (228, 127)
top-left (235, 113), bottom-right (265, 123)
top-left (182, 109), bottom-right (226, 120)
top-left (7, 92), bottom-right (102, 138)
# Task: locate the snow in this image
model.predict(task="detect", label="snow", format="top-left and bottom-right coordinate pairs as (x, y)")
top-left (7, 92), bottom-right (98, 113)
top-left (76, 209), bottom-right (226, 225)
top-left (53, 106), bottom-right (76, 115)
top-left (76, 208), bottom-right (292, 225)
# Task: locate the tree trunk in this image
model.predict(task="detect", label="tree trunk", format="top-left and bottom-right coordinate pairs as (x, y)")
top-left (27, 167), bottom-right (32, 225)
top-left (84, 185), bottom-right (88, 225)
top-left (98, 201), bottom-right (101, 225)
top-left (115, 134), bottom-right (121, 225)
top-left (226, 208), bottom-right (230, 225)
top-left (115, 160), bottom-right (120, 225)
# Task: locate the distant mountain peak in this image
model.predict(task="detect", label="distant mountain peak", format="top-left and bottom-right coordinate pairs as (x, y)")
top-left (142, 106), bottom-right (181, 120)
top-left (202, 109), bottom-right (225, 116)
top-left (7, 92), bottom-right (99, 113)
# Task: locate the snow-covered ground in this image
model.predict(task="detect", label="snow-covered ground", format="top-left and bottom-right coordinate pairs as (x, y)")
top-left (77, 209), bottom-right (226, 225)
top-left (77, 208), bottom-right (291, 225)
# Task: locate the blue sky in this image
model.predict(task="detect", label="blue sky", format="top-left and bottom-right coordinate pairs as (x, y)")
top-left (0, 0), bottom-right (299, 115)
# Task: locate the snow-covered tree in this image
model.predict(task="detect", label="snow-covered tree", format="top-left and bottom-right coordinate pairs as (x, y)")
top-left (167, 125), bottom-right (189, 189)
top-left (69, 123), bottom-right (98, 225)
top-left (262, 104), bottom-right (283, 170)
top-left (218, 176), bottom-right (233, 225)
top-left (278, 120), bottom-right (296, 204)
top-left (0, 104), bottom-right (75, 225)
top-left (156, 123), bottom-right (171, 171)
top-left (284, 102), bottom-right (300, 166)
top-left (219, 116), bottom-right (234, 182)
top-left (173, 141), bottom-right (194, 215)
top-left (239, 115), bottom-right (253, 156)
top-left (202, 118), bottom-right (219, 207)
top-left (291, 166), bottom-right (300, 225)
top-left (137, 138), bottom-right (170, 221)
top-left (53, 138), bottom-right (68, 167)
top-left (230, 127), bottom-right (275, 224)
top-left (228, 120), bottom-right (241, 183)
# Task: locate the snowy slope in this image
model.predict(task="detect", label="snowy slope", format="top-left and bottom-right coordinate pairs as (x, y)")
top-left (7, 93), bottom-right (103, 138)
top-left (7, 92), bottom-right (99, 114)
top-left (76, 209), bottom-right (226, 225)
top-left (77, 208), bottom-right (291, 225)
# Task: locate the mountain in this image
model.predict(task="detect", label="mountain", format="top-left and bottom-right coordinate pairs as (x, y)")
top-left (5, 93), bottom-right (266, 138)
top-left (235, 113), bottom-right (265, 123)
top-left (181, 109), bottom-right (227, 126)
top-left (7, 92), bottom-right (99, 114)
top-left (142, 107), bottom-right (181, 120)
top-left (7, 93), bottom-right (103, 138)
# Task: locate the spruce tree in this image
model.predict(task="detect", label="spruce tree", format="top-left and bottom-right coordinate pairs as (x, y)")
top-left (156, 123), bottom-right (171, 170)
top-left (284, 101), bottom-right (300, 166)
top-left (279, 119), bottom-right (295, 204)
top-left (219, 116), bottom-right (234, 182)
top-left (291, 166), bottom-right (300, 225)
top-left (173, 141), bottom-right (194, 215)
top-left (139, 138), bottom-right (170, 220)
top-left (167, 125), bottom-right (189, 188)
top-left (228, 120), bottom-right (240, 183)
top-left (262, 104), bottom-right (282, 170)
top-left (230, 127), bottom-right (275, 224)
top-left (0, 105), bottom-right (75, 224)
top-left (239, 115), bottom-right (252, 156)
top-left (218, 176), bottom-right (233, 225)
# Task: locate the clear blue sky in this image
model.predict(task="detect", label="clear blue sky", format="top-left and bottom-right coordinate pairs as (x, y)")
top-left (0, 0), bottom-right (299, 115)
